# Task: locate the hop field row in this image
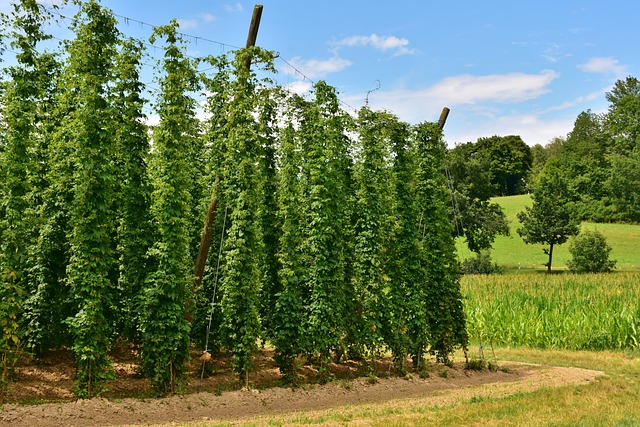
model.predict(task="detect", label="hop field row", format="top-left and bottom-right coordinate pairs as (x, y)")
top-left (462, 272), bottom-right (640, 351)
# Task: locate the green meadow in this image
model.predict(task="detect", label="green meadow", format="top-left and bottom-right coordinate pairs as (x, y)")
top-left (457, 194), bottom-right (640, 271)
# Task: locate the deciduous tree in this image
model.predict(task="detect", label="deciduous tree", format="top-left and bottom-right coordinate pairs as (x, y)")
top-left (446, 143), bottom-right (509, 253)
top-left (517, 163), bottom-right (580, 273)
top-left (475, 135), bottom-right (532, 196)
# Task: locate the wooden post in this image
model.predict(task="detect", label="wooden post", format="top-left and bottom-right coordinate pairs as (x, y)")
top-left (244, 4), bottom-right (263, 68)
top-left (192, 178), bottom-right (220, 290)
top-left (189, 4), bottom-right (264, 320)
top-left (438, 107), bottom-right (450, 130)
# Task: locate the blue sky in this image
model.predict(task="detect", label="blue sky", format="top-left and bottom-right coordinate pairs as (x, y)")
top-left (2, 0), bottom-right (638, 146)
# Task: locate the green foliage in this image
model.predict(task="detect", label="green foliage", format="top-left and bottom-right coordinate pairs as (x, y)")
top-left (141, 22), bottom-right (197, 395)
top-left (381, 116), bottom-right (416, 375)
top-left (189, 52), bottom-right (233, 350)
top-left (256, 85), bottom-right (282, 344)
top-left (533, 76), bottom-right (640, 224)
top-left (464, 273), bottom-right (640, 350)
top-left (606, 76), bottom-right (640, 154)
top-left (568, 230), bottom-right (616, 273)
top-left (285, 81), bottom-right (353, 373)
top-left (414, 122), bottom-right (468, 364)
top-left (0, 0), bottom-right (60, 358)
top-left (0, 282), bottom-right (25, 402)
top-left (461, 251), bottom-right (503, 275)
top-left (558, 111), bottom-right (614, 222)
top-left (299, 82), bottom-right (353, 364)
top-left (607, 151), bottom-right (640, 223)
top-left (57, 0), bottom-right (121, 398)
top-left (218, 47), bottom-right (277, 384)
top-left (350, 107), bottom-right (395, 359)
top-left (446, 142), bottom-right (510, 253)
top-left (0, 2), bottom-right (474, 394)
top-left (517, 164), bottom-right (580, 273)
top-left (272, 123), bottom-right (307, 379)
top-left (111, 37), bottom-right (151, 343)
top-left (474, 135), bottom-right (533, 196)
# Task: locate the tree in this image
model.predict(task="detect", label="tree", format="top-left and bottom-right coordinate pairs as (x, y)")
top-left (605, 76), bottom-right (640, 154)
top-left (446, 143), bottom-right (509, 253)
top-left (607, 151), bottom-right (640, 223)
top-left (475, 135), bottom-right (533, 196)
top-left (517, 164), bottom-right (580, 273)
top-left (604, 77), bottom-right (640, 223)
top-left (559, 111), bottom-right (613, 221)
top-left (568, 230), bottom-right (616, 273)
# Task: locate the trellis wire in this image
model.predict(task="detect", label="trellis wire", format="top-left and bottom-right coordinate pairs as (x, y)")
top-left (200, 204), bottom-right (228, 380)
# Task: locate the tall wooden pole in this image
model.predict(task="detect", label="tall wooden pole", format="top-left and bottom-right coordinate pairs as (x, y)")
top-left (438, 107), bottom-right (450, 130)
top-left (245, 5), bottom-right (263, 64)
top-left (190, 5), bottom-right (264, 320)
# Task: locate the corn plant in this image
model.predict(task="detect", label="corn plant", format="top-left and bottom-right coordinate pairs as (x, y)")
top-left (463, 272), bottom-right (640, 351)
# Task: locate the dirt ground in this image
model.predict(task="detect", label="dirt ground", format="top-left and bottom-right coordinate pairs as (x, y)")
top-left (0, 345), bottom-right (605, 427)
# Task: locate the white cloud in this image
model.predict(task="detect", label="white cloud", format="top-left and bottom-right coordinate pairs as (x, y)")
top-left (282, 56), bottom-right (352, 79)
top-left (540, 89), bottom-right (604, 114)
top-left (578, 57), bottom-right (627, 77)
top-left (372, 70), bottom-right (558, 110)
top-left (451, 114), bottom-right (576, 146)
top-left (175, 13), bottom-right (217, 30)
top-left (333, 34), bottom-right (415, 56)
top-left (285, 80), bottom-right (313, 95)
top-left (343, 70), bottom-right (564, 146)
top-left (541, 43), bottom-right (571, 63)
top-left (199, 13), bottom-right (217, 23)
top-left (176, 18), bottom-right (199, 30)
top-left (349, 70), bottom-right (559, 121)
top-left (224, 3), bottom-right (243, 13)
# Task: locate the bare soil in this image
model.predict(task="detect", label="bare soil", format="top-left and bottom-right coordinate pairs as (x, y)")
top-left (0, 345), bottom-right (605, 426)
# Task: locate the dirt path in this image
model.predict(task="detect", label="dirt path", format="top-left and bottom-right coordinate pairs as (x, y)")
top-left (0, 361), bottom-right (604, 427)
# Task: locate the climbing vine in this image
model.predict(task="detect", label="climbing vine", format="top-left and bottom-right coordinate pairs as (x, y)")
top-left (350, 107), bottom-right (395, 362)
top-left (0, 0), bottom-right (57, 391)
top-left (0, 0), bottom-right (469, 397)
top-left (413, 122), bottom-right (468, 364)
top-left (218, 47), bottom-right (276, 385)
top-left (59, 0), bottom-right (122, 397)
top-left (297, 81), bottom-right (353, 374)
top-left (110, 37), bottom-right (151, 343)
top-left (140, 22), bottom-right (199, 395)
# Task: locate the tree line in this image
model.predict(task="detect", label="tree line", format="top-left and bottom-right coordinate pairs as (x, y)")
top-left (446, 76), bottom-right (639, 271)
top-left (0, 0), bottom-right (467, 398)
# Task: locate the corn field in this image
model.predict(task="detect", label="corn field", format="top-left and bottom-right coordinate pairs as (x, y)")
top-left (463, 272), bottom-right (640, 351)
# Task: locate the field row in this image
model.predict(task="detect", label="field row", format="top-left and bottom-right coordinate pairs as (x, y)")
top-left (462, 272), bottom-right (640, 351)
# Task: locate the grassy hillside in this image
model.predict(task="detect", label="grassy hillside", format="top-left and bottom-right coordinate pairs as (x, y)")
top-left (456, 194), bottom-right (640, 271)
